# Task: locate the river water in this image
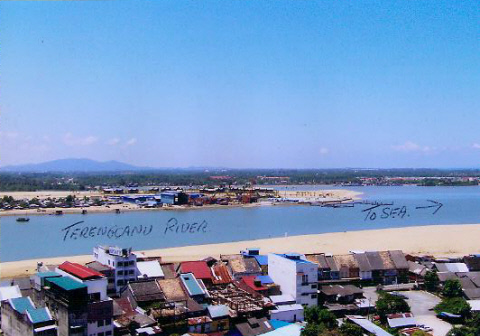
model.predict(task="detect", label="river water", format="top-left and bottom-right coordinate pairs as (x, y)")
top-left (1, 185), bottom-right (480, 262)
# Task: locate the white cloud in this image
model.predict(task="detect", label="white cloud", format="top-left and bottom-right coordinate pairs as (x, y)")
top-left (392, 141), bottom-right (431, 153)
top-left (319, 147), bottom-right (329, 155)
top-left (0, 131), bottom-right (19, 139)
top-left (107, 137), bottom-right (121, 146)
top-left (63, 133), bottom-right (98, 146)
top-left (126, 138), bottom-right (137, 146)
top-left (472, 143), bottom-right (480, 149)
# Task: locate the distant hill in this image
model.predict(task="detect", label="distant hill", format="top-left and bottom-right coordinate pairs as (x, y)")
top-left (0, 158), bottom-right (153, 173)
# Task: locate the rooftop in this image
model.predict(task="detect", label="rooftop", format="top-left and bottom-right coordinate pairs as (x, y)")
top-left (180, 261), bottom-right (213, 280)
top-left (10, 296), bottom-right (34, 313)
top-left (137, 260), bottom-right (165, 278)
top-left (180, 273), bottom-right (207, 297)
top-left (58, 261), bottom-right (104, 280)
top-left (207, 304), bottom-right (230, 318)
top-left (46, 276), bottom-right (87, 291)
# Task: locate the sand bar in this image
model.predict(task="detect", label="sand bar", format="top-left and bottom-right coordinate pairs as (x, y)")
top-left (1, 224), bottom-right (479, 279)
top-left (0, 189), bottom-right (361, 217)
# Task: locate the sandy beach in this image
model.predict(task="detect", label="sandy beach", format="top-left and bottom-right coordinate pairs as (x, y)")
top-left (1, 224), bottom-right (479, 279)
top-left (0, 189), bottom-right (361, 217)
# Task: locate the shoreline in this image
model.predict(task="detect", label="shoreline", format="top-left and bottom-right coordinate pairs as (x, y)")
top-left (0, 189), bottom-right (362, 217)
top-left (1, 223), bottom-right (479, 279)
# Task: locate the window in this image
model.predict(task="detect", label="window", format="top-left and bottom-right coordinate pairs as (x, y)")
top-left (311, 294), bottom-right (317, 299)
top-left (129, 260), bottom-right (134, 265)
top-left (98, 333), bottom-right (104, 336)
top-left (117, 270), bottom-right (123, 276)
top-left (106, 332), bottom-right (112, 336)
top-left (301, 274), bottom-right (309, 284)
top-left (105, 318), bottom-right (111, 325)
top-left (108, 260), bottom-right (110, 265)
top-left (117, 261), bottom-right (123, 267)
top-left (128, 270), bottom-right (134, 275)
top-left (311, 284), bottom-right (317, 289)
top-left (117, 280), bottom-right (124, 286)
top-left (98, 319), bottom-right (104, 327)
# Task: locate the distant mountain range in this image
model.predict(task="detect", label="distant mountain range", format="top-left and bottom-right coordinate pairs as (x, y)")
top-left (0, 158), bottom-right (153, 172)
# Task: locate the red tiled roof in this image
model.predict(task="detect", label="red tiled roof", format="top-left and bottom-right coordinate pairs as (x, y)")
top-left (180, 261), bottom-right (213, 280)
top-left (240, 275), bottom-right (268, 291)
top-left (59, 261), bottom-right (104, 280)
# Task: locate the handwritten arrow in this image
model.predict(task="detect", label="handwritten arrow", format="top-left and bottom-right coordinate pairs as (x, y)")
top-left (415, 200), bottom-right (443, 215)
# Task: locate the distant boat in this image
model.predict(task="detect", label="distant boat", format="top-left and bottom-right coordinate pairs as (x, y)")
top-left (16, 217), bottom-right (30, 222)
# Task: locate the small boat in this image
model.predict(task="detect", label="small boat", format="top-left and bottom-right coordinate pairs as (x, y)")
top-left (16, 217), bottom-right (30, 222)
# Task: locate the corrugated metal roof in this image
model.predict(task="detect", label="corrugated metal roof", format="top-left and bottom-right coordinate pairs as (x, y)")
top-left (211, 264), bottom-right (233, 285)
top-left (180, 261), bottom-right (213, 280)
top-left (0, 285), bottom-right (22, 301)
top-left (347, 316), bottom-right (393, 336)
top-left (207, 304), bottom-right (230, 318)
top-left (36, 271), bottom-right (61, 278)
top-left (257, 275), bottom-right (274, 284)
top-left (27, 307), bottom-right (52, 324)
top-left (59, 261), bottom-right (104, 280)
top-left (254, 255), bottom-right (268, 266)
top-left (10, 297), bottom-right (34, 313)
top-left (261, 323), bottom-right (302, 336)
top-left (137, 261), bottom-right (164, 278)
top-left (387, 313), bottom-right (417, 328)
top-left (47, 276), bottom-right (87, 291)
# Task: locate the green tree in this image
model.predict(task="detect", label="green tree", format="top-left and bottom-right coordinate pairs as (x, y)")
top-left (446, 326), bottom-right (474, 336)
top-left (304, 307), bottom-right (338, 330)
top-left (435, 297), bottom-right (471, 318)
top-left (339, 322), bottom-right (364, 336)
top-left (301, 323), bottom-right (324, 336)
top-left (442, 279), bottom-right (463, 298)
top-left (424, 270), bottom-right (440, 292)
top-left (376, 292), bottom-right (410, 320)
top-left (412, 331), bottom-right (431, 336)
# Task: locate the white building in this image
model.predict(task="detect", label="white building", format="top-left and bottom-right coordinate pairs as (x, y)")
top-left (94, 245), bottom-right (138, 292)
top-left (268, 253), bottom-right (318, 307)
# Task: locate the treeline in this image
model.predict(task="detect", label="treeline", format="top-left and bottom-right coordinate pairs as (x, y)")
top-left (1, 168), bottom-right (480, 191)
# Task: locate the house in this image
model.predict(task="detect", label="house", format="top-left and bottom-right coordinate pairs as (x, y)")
top-left (238, 276), bottom-right (269, 296)
top-left (179, 261), bottom-right (214, 286)
top-left (269, 304), bottom-right (304, 322)
top-left (305, 254), bottom-right (333, 280)
top-left (1, 296), bottom-right (57, 336)
top-left (137, 260), bottom-right (165, 280)
top-left (319, 285), bottom-right (363, 304)
top-left (124, 280), bottom-right (165, 310)
top-left (179, 273), bottom-right (209, 303)
top-left (268, 253), bottom-right (318, 307)
top-left (235, 317), bottom-right (274, 336)
top-left (211, 263), bottom-right (233, 285)
top-left (365, 251), bottom-right (399, 284)
top-left (207, 305), bottom-right (230, 331)
top-left (464, 255), bottom-right (480, 272)
top-left (0, 285), bottom-right (22, 305)
top-left (187, 316), bottom-right (213, 334)
top-left (346, 315), bottom-right (394, 336)
top-left (333, 254), bottom-right (359, 279)
top-left (407, 261), bottom-right (428, 282)
top-left (222, 255), bottom-right (263, 281)
top-left (352, 253), bottom-right (373, 280)
top-left (387, 313), bottom-right (417, 328)
top-left (435, 263), bottom-right (469, 273)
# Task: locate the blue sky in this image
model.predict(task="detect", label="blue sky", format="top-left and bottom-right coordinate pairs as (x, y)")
top-left (1, 1), bottom-right (479, 168)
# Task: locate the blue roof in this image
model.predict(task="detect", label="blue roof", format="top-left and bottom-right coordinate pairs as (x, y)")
top-left (36, 271), bottom-right (60, 278)
top-left (269, 319), bottom-right (292, 329)
top-left (257, 275), bottom-right (274, 284)
top-left (254, 255), bottom-right (268, 266)
top-left (47, 277), bottom-right (87, 291)
top-left (10, 297), bottom-right (34, 313)
top-left (180, 273), bottom-right (205, 296)
top-left (27, 307), bottom-right (51, 323)
top-left (208, 305), bottom-right (230, 318)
